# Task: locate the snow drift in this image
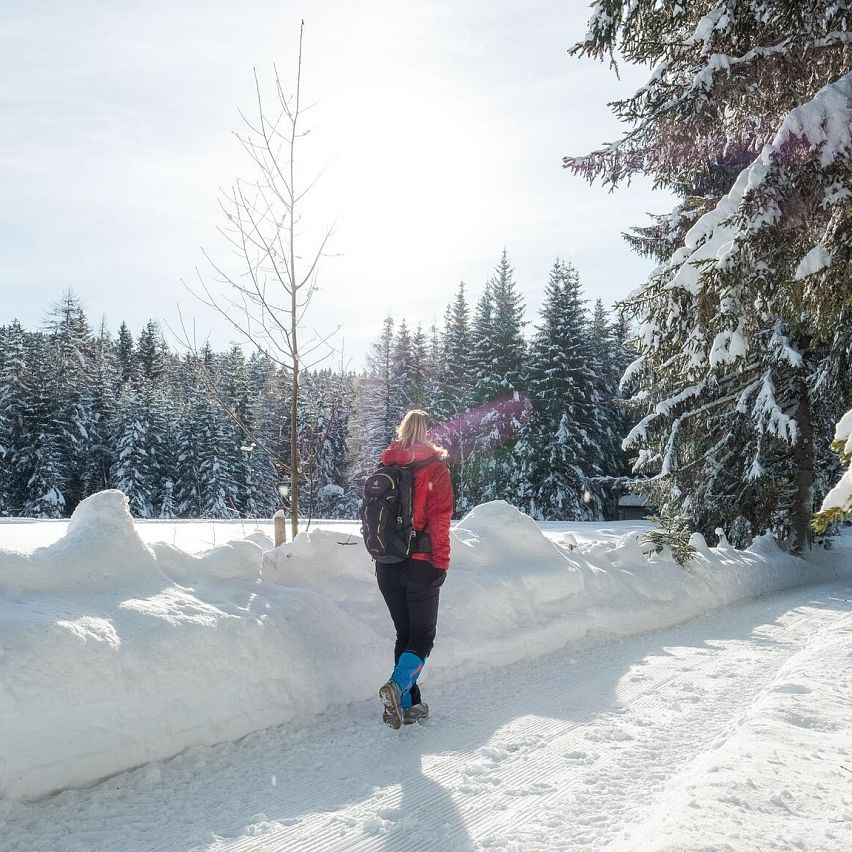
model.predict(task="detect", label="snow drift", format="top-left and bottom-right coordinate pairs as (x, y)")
top-left (0, 490), bottom-right (846, 801)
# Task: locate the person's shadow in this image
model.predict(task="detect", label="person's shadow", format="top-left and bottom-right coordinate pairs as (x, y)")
top-left (374, 744), bottom-right (473, 852)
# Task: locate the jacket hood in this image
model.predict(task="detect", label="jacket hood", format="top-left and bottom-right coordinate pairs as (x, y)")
top-left (380, 441), bottom-right (446, 466)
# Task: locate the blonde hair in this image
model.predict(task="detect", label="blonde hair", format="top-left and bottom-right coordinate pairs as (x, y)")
top-left (397, 409), bottom-right (429, 449)
top-left (397, 409), bottom-right (448, 459)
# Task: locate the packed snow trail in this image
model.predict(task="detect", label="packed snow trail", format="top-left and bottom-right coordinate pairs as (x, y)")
top-left (4, 583), bottom-right (852, 852)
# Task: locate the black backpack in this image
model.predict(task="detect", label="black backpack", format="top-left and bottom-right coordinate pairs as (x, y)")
top-left (360, 459), bottom-right (438, 563)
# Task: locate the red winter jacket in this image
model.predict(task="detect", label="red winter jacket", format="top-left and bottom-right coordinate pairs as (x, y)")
top-left (379, 441), bottom-right (454, 569)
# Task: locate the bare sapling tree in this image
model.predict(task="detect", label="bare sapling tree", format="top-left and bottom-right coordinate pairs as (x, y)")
top-left (182, 21), bottom-right (337, 540)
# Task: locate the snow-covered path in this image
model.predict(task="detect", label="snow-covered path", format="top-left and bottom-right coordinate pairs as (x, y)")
top-left (5, 582), bottom-right (852, 852)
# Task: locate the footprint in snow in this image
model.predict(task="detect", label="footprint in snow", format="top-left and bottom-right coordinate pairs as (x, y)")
top-left (771, 682), bottom-right (812, 694)
top-left (563, 750), bottom-right (589, 761)
top-left (361, 814), bottom-right (391, 835)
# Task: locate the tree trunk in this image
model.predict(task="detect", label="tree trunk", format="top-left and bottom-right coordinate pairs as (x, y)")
top-left (792, 382), bottom-right (814, 553)
top-left (288, 22), bottom-right (303, 542)
top-left (290, 360), bottom-right (299, 540)
top-left (274, 510), bottom-right (287, 547)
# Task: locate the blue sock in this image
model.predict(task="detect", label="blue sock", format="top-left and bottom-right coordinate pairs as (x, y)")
top-left (391, 652), bottom-right (425, 695)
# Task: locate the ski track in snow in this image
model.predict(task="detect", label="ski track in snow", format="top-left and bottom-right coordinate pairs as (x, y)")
top-left (3, 583), bottom-right (852, 852)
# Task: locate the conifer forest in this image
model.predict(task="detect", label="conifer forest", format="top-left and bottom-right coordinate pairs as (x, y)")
top-left (0, 252), bottom-right (634, 524)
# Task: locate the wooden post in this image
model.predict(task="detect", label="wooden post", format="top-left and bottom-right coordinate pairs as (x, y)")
top-left (273, 510), bottom-right (287, 547)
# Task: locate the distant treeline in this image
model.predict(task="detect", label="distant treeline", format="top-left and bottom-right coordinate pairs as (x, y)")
top-left (0, 251), bottom-right (633, 520)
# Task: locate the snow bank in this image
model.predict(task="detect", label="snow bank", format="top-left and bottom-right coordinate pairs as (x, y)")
top-left (0, 493), bottom-right (385, 802)
top-left (0, 493), bottom-right (847, 801)
top-left (0, 491), bottom-right (169, 594)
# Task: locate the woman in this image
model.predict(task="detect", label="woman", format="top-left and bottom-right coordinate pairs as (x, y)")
top-left (377, 409), bottom-right (454, 729)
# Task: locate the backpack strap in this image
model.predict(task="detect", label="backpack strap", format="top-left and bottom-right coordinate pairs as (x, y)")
top-left (408, 456), bottom-right (442, 473)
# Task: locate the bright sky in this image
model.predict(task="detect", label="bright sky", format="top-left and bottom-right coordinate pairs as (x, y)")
top-left (0, 0), bottom-right (673, 367)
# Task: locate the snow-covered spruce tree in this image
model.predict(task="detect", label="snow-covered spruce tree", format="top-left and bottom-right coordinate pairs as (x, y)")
top-left (111, 383), bottom-right (156, 517)
top-left (216, 346), bottom-right (261, 517)
top-left (408, 324), bottom-right (430, 410)
top-left (116, 322), bottom-right (135, 386)
top-left (468, 251), bottom-right (528, 504)
top-left (471, 250), bottom-right (527, 405)
top-left (295, 369), bottom-right (318, 517)
top-left (640, 504), bottom-right (698, 566)
top-left (345, 317), bottom-right (398, 504)
top-left (135, 319), bottom-right (168, 383)
top-left (369, 315), bottom-right (400, 442)
top-left (438, 282), bottom-right (478, 512)
top-left (469, 284), bottom-right (495, 406)
top-left (82, 321), bottom-right (121, 497)
top-left (20, 332), bottom-right (67, 517)
top-left (176, 341), bottom-right (291, 519)
top-left (813, 407), bottom-right (852, 532)
top-left (297, 369), bottom-right (353, 519)
top-left (110, 321), bottom-right (180, 518)
top-left (567, 2), bottom-right (852, 551)
top-left (589, 298), bottom-right (632, 509)
top-left (47, 292), bottom-right (96, 512)
top-left (466, 285), bottom-right (497, 507)
top-left (173, 379), bottom-right (204, 518)
top-left (174, 373), bottom-right (238, 519)
top-left (0, 322), bottom-right (32, 514)
top-left (402, 321), bottom-right (443, 417)
top-left (423, 322), bottom-right (446, 416)
top-left (246, 350), bottom-right (288, 515)
top-left (514, 260), bottom-right (605, 520)
top-left (191, 346), bottom-right (242, 518)
top-left (390, 319), bottom-right (414, 421)
top-left (442, 282), bottom-right (473, 413)
top-left (325, 369), bottom-right (357, 518)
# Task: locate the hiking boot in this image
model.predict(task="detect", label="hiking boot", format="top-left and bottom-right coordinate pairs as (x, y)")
top-left (403, 702), bottom-right (429, 724)
top-left (379, 679), bottom-right (403, 730)
top-left (382, 702), bottom-right (430, 726)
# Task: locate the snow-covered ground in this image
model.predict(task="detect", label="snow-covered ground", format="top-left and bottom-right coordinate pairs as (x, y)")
top-left (1, 492), bottom-right (849, 849)
top-left (3, 581), bottom-right (851, 851)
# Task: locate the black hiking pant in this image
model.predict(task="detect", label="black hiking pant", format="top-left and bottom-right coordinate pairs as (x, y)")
top-left (376, 558), bottom-right (446, 705)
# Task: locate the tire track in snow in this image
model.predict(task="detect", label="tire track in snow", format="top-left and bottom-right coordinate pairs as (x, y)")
top-left (199, 647), bottom-right (681, 852)
top-left (209, 589), bottom-right (852, 852)
top-left (209, 599), bottom-right (844, 852)
top-left (465, 599), bottom-right (852, 851)
top-left (204, 657), bottom-right (622, 852)
top-left (199, 633), bottom-right (667, 851)
top-left (379, 603), bottom-right (841, 850)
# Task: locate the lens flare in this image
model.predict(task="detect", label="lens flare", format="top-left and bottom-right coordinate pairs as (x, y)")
top-left (428, 394), bottom-right (532, 464)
